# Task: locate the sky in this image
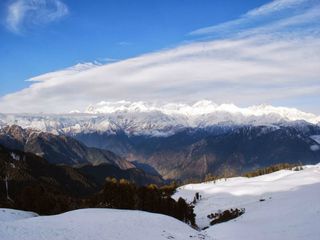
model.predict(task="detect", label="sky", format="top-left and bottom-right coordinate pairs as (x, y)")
top-left (0, 0), bottom-right (319, 114)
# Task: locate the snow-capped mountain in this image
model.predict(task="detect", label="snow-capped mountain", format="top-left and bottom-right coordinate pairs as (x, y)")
top-left (85, 100), bottom-right (320, 125)
top-left (1, 101), bottom-right (319, 180)
top-left (0, 101), bottom-right (319, 136)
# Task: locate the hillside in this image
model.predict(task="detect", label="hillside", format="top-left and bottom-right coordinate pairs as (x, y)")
top-left (0, 144), bottom-right (164, 214)
top-left (0, 125), bottom-right (134, 169)
top-left (173, 164), bottom-right (320, 240)
top-left (75, 126), bottom-right (320, 180)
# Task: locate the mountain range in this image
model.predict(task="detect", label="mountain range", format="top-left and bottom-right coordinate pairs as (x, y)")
top-left (75, 125), bottom-right (320, 179)
top-left (1, 101), bottom-right (319, 137)
top-left (0, 101), bottom-right (320, 180)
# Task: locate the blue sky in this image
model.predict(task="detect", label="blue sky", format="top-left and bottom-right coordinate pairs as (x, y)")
top-left (0, 0), bottom-right (269, 95)
top-left (0, 0), bottom-right (319, 114)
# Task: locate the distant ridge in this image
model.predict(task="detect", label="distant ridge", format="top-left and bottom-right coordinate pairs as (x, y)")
top-left (0, 101), bottom-right (319, 137)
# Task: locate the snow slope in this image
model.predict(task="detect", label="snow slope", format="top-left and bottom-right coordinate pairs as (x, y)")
top-left (0, 209), bottom-right (38, 222)
top-left (173, 164), bottom-right (320, 240)
top-left (0, 208), bottom-right (209, 240)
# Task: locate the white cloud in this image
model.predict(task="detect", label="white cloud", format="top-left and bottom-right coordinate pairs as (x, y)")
top-left (5, 0), bottom-right (68, 34)
top-left (0, 0), bottom-right (319, 114)
top-left (247, 0), bottom-right (308, 16)
top-left (101, 58), bottom-right (119, 63)
top-left (189, 0), bottom-right (318, 36)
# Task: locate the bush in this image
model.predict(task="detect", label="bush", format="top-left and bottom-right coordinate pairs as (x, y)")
top-left (208, 208), bottom-right (245, 225)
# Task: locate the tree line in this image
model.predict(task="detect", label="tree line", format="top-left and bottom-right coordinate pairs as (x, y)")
top-left (88, 178), bottom-right (196, 226)
top-left (1, 178), bottom-right (196, 227)
top-left (243, 163), bottom-right (301, 178)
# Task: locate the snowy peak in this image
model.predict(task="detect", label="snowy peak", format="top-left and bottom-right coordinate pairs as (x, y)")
top-left (0, 101), bottom-right (319, 137)
top-left (85, 100), bottom-right (320, 124)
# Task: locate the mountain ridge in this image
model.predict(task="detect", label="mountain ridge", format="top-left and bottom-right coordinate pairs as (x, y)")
top-left (1, 105), bottom-right (320, 181)
top-left (0, 101), bottom-right (319, 137)
top-left (0, 125), bottom-right (134, 169)
top-left (74, 125), bottom-right (320, 180)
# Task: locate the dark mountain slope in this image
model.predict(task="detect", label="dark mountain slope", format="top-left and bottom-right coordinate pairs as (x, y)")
top-left (74, 125), bottom-right (320, 180)
top-left (0, 125), bottom-right (134, 169)
top-left (0, 144), bottom-right (97, 199)
top-left (164, 126), bottom-right (320, 180)
top-left (78, 164), bottom-right (164, 187)
top-left (0, 144), bottom-right (165, 215)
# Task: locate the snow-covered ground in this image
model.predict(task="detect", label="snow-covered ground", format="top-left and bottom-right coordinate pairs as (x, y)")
top-left (1, 165), bottom-right (319, 240)
top-left (0, 208), bottom-right (209, 240)
top-left (0, 209), bottom-right (38, 222)
top-left (174, 164), bottom-right (320, 240)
